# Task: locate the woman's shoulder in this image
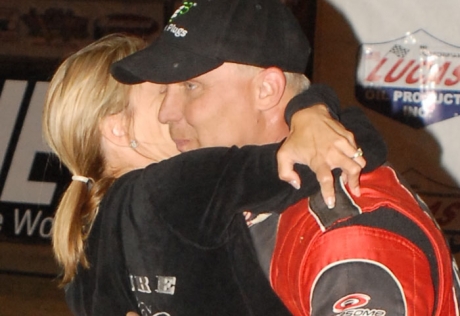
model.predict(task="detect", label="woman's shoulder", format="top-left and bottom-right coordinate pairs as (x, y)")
top-left (100, 168), bottom-right (144, 210)
top-left (111, 168), bottom-right (143, 190)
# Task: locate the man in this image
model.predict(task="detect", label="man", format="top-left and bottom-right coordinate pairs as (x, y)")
top-left (112, 1), bottom-right (366, 209)
top-left (112, 0), bottom-right (460, 314)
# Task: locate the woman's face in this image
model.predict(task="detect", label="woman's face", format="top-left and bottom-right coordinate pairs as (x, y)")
top-left (128, 82), bottom-right (180, 164)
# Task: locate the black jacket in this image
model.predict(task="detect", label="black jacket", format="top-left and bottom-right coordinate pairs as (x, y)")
top-left (65, 86), bottom-right (387, 316)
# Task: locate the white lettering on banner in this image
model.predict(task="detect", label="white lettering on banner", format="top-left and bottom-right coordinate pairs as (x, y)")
top-left (393, 90), bottom-right (460, 105)
top-left (14, 208), bottom-right (52, 238)
top-left (0, 80), bottom-right (27, 173)
top-left (403, 105), bottom-right (432, 118)
top-left (0, 81), bottom-right (55, 205)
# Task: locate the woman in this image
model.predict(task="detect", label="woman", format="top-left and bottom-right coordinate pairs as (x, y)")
top-left (43, 34), bottom-right (386, 315)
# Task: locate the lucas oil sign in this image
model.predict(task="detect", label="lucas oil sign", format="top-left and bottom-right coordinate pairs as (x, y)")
top-left (356, 29), bottom-right (460, 128)
top-left (0, 79), bottom-right (70, 243)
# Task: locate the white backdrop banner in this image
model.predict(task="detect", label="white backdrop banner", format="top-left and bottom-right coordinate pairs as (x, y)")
top-left (326, 0), bottom-right (460, 258)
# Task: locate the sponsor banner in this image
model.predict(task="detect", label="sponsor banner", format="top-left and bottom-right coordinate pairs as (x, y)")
top-left (323, 0), bottom-right (460, 261)
top-left (0, 1), bottom-right (168, 244)
top-left (356, 30), bottom-right (460, 128)
top-left (0, 79), bottom-right (69, 243)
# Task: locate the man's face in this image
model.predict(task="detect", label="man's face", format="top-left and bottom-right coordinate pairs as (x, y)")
top-left (158, 63), bottom-right (265, 152)
top-left (129, 82), bottom-right (179, 163)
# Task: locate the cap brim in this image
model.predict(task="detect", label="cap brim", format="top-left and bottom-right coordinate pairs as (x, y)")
top-left (111, 38), bottom-right (224, 84)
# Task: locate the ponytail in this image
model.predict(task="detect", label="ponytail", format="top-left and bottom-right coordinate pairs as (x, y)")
top-left (53, 177), bottom-right (116, 284)
top-left (43, 34), bottom-right (145, 285)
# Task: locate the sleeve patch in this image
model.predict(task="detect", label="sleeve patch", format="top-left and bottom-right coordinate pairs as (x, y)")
top-left (311, 260), bottom-right (406, 316)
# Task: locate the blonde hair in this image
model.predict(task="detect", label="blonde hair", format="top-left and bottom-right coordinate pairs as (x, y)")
top-left (42, 33), bottom-right (145, 285)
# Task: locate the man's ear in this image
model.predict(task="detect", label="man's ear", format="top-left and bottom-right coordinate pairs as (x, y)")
top-left (255, 67), bottom-right (286, 111)
top-left (99, 112), bottom-right (130, 147)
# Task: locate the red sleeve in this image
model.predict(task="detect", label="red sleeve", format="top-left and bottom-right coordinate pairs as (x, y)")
top-left (270, 203), bottom-right (435, 316)
top-left (270, 166), bottom-right (460, 316)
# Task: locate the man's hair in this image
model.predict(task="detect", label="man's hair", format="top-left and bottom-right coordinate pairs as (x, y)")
top-left (235, 63), bottom-right (310, 95)
top-left (284, 72), bottom-right (310, 94)
top-left (42, 33), bottom-right (145, 285)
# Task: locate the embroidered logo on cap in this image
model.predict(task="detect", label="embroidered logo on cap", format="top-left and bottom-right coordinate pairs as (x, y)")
top-left (165, 2), bottom-right (197, 37)
top-left (169, 2), bottom-right (197, 22)
top-left (165, 23), bottom-right (188, 37)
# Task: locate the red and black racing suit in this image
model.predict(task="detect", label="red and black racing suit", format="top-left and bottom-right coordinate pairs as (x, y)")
top-left (257, 165), bottom-right (460, 315)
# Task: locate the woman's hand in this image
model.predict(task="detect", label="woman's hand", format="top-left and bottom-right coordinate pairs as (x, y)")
top-left (277, 104), bottom-right (365, 208)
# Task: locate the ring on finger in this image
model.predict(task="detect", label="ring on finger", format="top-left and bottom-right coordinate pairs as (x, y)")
top-left (351, 147), bottom-right (363, 159)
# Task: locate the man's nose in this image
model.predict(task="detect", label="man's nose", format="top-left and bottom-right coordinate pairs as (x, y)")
top-left (158, 86), bottom-right (183, 124)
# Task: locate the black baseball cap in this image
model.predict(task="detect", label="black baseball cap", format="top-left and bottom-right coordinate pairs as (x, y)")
top-left (111, 0), bottom-right (311, 84)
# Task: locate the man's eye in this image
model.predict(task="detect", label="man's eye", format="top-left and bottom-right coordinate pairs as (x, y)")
top-left (185, 82), bottom-right (197, 90)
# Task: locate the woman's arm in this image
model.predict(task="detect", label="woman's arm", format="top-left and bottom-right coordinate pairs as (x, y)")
top-left (142, 114), bottom-right (386, 246)
top-left (143, 144), bottom-right (312, 246)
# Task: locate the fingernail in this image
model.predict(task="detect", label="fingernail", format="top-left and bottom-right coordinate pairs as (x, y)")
top-left (289, 180), bottom-right (300, 190)
top-left (327, 197), bottom-right (335, 209)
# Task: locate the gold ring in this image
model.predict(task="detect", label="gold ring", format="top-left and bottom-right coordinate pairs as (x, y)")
top-left (351, 148), bottom-right (363, 159)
